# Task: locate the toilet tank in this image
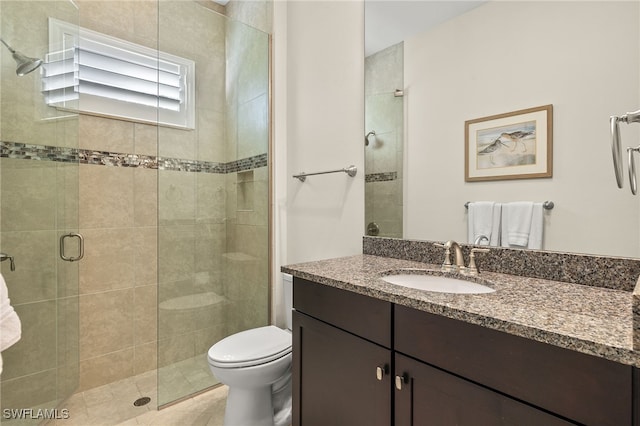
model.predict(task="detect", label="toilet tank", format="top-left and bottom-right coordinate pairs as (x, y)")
top-left (283, 273), bottom-right (293, 331)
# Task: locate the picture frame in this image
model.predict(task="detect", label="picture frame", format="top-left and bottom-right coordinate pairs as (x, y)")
top-left (465, 104), bottom-right (553, 182)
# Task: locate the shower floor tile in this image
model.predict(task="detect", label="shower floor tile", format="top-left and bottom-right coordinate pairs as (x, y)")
top-left (50, 370), bottom-right (227, 426)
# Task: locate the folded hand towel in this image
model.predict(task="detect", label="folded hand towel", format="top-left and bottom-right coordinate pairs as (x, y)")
top-left (501, 202), bottom-right (533, 247)
top-left (500, 202), bottom-right (544, 249)
top-left (468, 202), bottom-right (502, 246)
top-left (0, 273), bottom-right (21, 376)
top-left (527, 203), bottom-right (544, 249)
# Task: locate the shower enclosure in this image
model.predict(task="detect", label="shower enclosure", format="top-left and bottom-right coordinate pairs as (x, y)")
top-left (364, 42), bottom-right (404, 238)
top-left (0, 0), bottom-right (270, 421)
top-left (0, 0), bottom-right (80, 422)
top-left (156, 1), bottom-right (271, 407)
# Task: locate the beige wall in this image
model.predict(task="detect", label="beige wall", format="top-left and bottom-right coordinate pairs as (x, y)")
top-left (283, 0), bottom-right (365, 265)
top-left (404, 1), bottom-right (640, 257)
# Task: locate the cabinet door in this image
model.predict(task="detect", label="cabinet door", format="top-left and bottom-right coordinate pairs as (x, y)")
top-left (394, 353), bottom-right (574, 426)
top-left (293, 311), bottom-right (391, 426)
top-left (395, 306), bottom-right (631, 425)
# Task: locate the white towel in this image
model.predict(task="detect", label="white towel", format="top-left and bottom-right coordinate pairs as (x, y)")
top-left (501, 202), bottom-right (544, 249)
top-left (468, 202), bottom-right (502, 246)
top-left (0, 273), bottom-right (21, 376)
top-left (527, 203), bottom-right (544, 249)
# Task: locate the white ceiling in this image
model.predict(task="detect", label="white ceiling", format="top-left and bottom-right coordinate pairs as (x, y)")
top-left (365, 1), bottom-right (486, 57)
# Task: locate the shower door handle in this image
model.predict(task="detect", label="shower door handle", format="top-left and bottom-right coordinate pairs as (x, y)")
top-left (60, 233), bottom-right (84, 262)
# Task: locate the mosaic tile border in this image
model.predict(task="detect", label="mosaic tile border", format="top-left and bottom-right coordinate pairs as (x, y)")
top-left (0, 141), bottom-right (267, 174)
top-left (363, 236), bottom-right (640, 291)
top-left (365, 171), bottom-right (397, 183)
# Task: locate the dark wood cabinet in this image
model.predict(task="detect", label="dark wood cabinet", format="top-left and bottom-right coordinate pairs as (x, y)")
top-left (395, 305), bottom-right (632, 426)
top-left (292, 277), bottom-right (636, 426)
top-left (394, 353), bottom-right (574, 426)
top-left (293, 311), bottom-right (391, 426)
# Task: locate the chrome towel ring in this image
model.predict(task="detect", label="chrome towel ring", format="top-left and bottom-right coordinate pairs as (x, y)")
top-left (610, 109), bottom-right (640, 194)
top-left (628, 146), bottom-right (640, 195)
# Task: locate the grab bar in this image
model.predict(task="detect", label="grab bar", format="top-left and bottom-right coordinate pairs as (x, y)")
top-left (293, 165), bottom-right (357, 182)
top-left (464, 201), bottom-right (554, 210)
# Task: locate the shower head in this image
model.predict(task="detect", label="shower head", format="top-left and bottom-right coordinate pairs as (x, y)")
top-left (365, 130), bottom-right (376, 146)
top-left (0, 38), bottom-right (42, 76)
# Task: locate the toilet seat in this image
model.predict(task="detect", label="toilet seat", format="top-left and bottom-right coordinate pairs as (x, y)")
top-left (208, 325), bottom-right (292, 369)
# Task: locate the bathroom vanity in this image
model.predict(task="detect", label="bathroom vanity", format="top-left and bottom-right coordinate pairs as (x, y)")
top-left (283, 239), bottom-right (640, 426)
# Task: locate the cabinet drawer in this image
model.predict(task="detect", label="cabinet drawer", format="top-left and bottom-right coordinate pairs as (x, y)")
top-left (293, 278), bottom-right (392, 348)
top-left (395, 305), bottom-right (632, 426)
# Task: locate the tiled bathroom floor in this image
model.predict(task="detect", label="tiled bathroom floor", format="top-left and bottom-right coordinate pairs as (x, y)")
top-left (50, 369), bottom-right (227, 426)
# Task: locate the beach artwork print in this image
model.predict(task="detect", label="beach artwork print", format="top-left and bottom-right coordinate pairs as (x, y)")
top-left (476, 121), bottom-right (537, 170)
top-left (465, 105), bottom-right (553, 182)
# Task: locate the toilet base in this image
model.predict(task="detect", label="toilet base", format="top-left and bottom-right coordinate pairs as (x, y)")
top-left (224, 385), bottom-right (274, 426)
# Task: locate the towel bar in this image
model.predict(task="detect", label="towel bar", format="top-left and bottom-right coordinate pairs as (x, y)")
top-left (465, 201), bottom-right (554, 210)
top-left (293, 165), bottom-right (357, 182)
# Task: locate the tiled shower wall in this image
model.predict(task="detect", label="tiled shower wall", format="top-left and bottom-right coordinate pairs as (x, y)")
top-left (0, 0), bottom-right (271, 400)
top-left (222, 11), bottom-right (270, 338)
top-left (364, 42), bottom-right (403, 238)
top-left (76, 0), bottom-right (271, 394)
top-left (75, 0), bottom-right (161, 392)
top-left (0, 0), bottom-right (81, 412)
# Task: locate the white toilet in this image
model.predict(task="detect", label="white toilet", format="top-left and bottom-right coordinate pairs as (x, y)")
top-left (208, 273), bottom-right (293, 426)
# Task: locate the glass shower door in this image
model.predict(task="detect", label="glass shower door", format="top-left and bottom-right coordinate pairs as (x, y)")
top-left (157, 1), bottom-right (270, 407)
top-left (0, 1), bottom-right (79, 423)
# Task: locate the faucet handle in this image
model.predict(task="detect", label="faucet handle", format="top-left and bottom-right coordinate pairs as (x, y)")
top-left (433, 243), bottom-right (454, 272)
top-left (467, 248), bottom-right (490, 276)
top-left (470, 248), bottom-right (490, 253)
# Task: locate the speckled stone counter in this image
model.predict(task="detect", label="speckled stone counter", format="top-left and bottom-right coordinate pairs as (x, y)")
top-left (282, 254), bottom-right (638, 368)
top-left (363, 236), bottom-right (640, 291)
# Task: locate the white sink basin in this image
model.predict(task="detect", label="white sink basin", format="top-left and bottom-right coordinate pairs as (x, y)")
top-left (381, 273), bottom-right (495, 294)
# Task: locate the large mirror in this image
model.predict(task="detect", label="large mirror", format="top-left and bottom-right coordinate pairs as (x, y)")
top-left (364, 0), bottom-right (640, 258)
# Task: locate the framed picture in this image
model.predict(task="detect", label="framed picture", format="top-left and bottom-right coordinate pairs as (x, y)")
top-left (465, 105), bottom-right (553, 182)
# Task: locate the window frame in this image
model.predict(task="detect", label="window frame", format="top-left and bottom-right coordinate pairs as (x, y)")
top-left (45, 18), bottom-right (196, 130)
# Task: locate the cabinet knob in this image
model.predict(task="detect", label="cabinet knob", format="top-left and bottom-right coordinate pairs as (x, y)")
top-left (395, 374), bottom-right (407, 390)
top-left (376, 365), bottom-right (387, 381)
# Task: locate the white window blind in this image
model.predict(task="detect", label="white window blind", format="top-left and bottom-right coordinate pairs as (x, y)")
top-left (44, 18), bottom-right (195, 129)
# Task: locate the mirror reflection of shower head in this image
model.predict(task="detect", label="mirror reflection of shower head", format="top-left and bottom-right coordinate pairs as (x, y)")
top-left (0, 38), bottom-right (42, 76)
top-left (365, 130), bottom-right (376, 146)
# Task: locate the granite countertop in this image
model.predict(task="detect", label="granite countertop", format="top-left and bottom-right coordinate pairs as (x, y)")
top-left (282, 254), bottom-right (637, 367)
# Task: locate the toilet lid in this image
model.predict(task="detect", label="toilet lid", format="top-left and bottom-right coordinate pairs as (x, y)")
top-left (208, 325), bottom-right (292, 368)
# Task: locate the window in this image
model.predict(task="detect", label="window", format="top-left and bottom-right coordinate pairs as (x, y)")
top-left (43, 18), bottom-right (195, 129)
